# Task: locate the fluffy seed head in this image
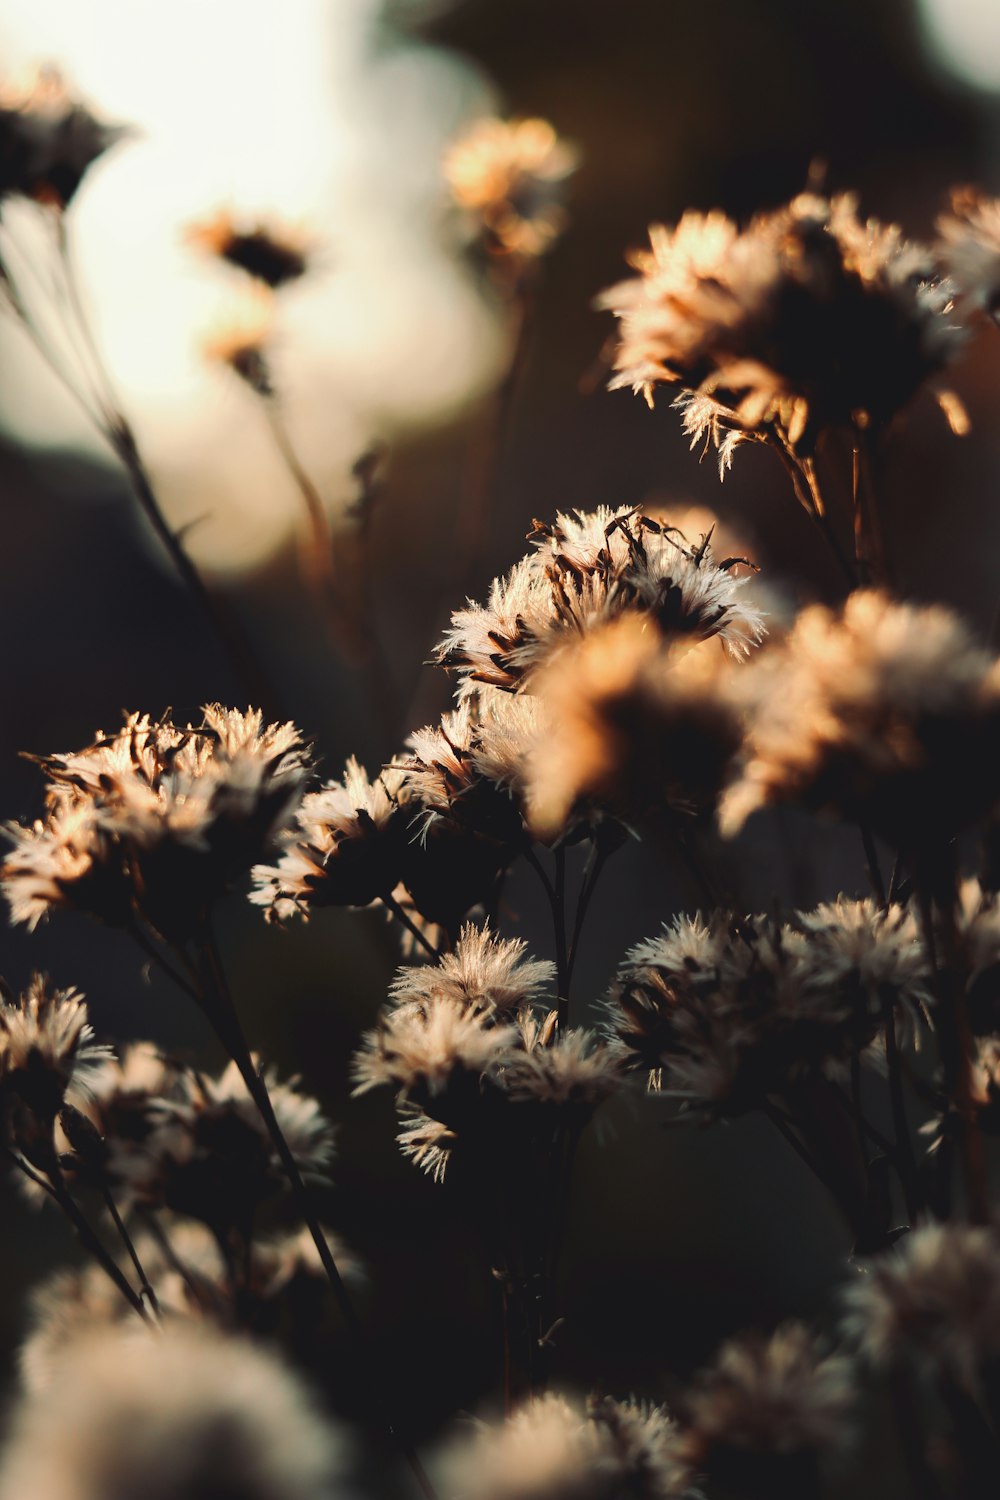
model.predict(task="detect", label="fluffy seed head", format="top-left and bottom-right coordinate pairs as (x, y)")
top-left (390, 924), bottom-right (556, 1017)
top-left (444, 116), bottom-right (577, 261)
top-left (936, 186), bottom-right (1000, 319)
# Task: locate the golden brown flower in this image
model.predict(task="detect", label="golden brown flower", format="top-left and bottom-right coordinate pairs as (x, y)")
top-left (936, 186), bottom-right (1000, 320)
top-left (186, 209), bottom-right (312, 290)
top-left (600, 192), bottom-right (966, 458)
top-left (444, 116), bottom-right (577, 261)
top-left (389, 923), bottom-right (555, 1017)
top-left (720, 590), bottom-right (1000, 850)
top-left (0, 65), bottom-right (127, 210)
top-left (201, 290), bottom-right (276, 396)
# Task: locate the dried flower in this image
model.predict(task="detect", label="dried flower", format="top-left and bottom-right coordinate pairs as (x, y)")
top-left (389, 924), bottom-right (556, 1018)
top-left (4, 708), bottom-right (313, 938)
top-left (445, 1392), bottom-right (690, 1500)
top-left (599, 192), bottom-right (966, 456)
top-left (936, 187), bottom-right (1000, 320)
top-left (436, 507), bottom-right (764, 700)
top-left (0, 1322), bottom-right (346, 1500)
top-left (251, 757), bottom-right (405, 921)
top-left (444, 116), bottom-right (577, 261)
top-left (352, 997), bottom-right (517, 1101)
top-left (525, 616), bottom-right (744, 840)
top-left (186, 210), bottom-right (311, 290)
top-left (681, 1323), bottom-right (854, 1484)
top-left (0, 66), bottom-right (127, 210)
top-left (720, 591), bottom-right (1000, 850)
top-left (843, 1221), bottom-right (1000, 1389)
top-left (201, 291), bottom-right (276, 397)
top-left (503, 1027), bottom-right (623, 1109)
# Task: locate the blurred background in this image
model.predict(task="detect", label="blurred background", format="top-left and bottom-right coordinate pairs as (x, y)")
top-left (1, 0), bottom-right (1000, 1490)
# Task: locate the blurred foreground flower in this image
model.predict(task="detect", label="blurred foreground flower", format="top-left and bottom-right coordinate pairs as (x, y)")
top-left (0, 65), bottom-right (127, 211)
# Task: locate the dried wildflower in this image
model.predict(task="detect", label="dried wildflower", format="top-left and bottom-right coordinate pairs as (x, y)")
top-left (186, 210), bottom-right (311, 290)
top-left (389, 924), bottom-right (555, 1017)
top-left (251, 756), bottom-right (407, 921)
top-left (0, 1322), bottom-right (345, 1500)
top-left (503, 1027), bottom-right (623, 1109)
top-left (352, 997), bottom-right (517, 1101)
top-left (117, 1058), bottom-right (334, 1228)
top-left (0, 977), bottom-right (110, 1169)
top-left (446, 1392), bottom-right (690, 1500)
top-left (396, 1104), bottom-right (457, 1183)
top-left (843, 1221), bottom-right (1000, 1389)
top-left (720, 590), bottom-right (1000, 850)
top-left (201, 291), bottom-right (276, 397)
top-left (526, 616), bottom-right (744, 840)
top-left (681, 1323), bottom-right (854, 1486)
top-left (936, 186), bottom-right (1000, 320)
top-left (0, 66), bottom-right (127, 210)
top-left (604, 912), bottom-right (868, 1108)
top-left (444, 116), bottom-right (577, 261)
top-left (437, 507), bottom-right (764, 700)
top-left (4, 707), bottom-right (312, 938)
top-left (600, 192), bottom-right (965, 458)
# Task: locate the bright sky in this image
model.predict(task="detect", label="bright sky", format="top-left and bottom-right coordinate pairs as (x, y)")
top-left (918, 0), bottom-right (1000, 92)
top-left (0, 0), bottom-right (502, 570)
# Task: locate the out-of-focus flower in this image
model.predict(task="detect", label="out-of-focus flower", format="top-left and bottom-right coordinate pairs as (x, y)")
top-left (936, 187), bottom-right (1000, 320)
top-left (783, 897), bottom-right (931, 1033)
top-left (444, 116), bottom-right (577, 263)
top-left (186, 210), bottom-right (312, 290)
top-left (525, 616), bottom-right (744, 841)
top-left (0, 1322), bottom-right (346, 1500)
top-left (201, 290), bottom-right (276, 397)
top-left (444, 1391), bottom-right (691, 1500)
top-left (437, 507), bottom-right (765, 699)
top-left (0, 65), bottom-right (128, 211)
top-left (599, 193), bottom-right (967, 458)
top-left (681, 1323), bottom-right (854, 1486)
top-left (502, 1027), bottom-right (624, 1109)
top-left (842, 1221), bottom-right (1000, 1390)
top-left (3, 708), bottom-right (313, 939)
top-left (720, 591), bottom-right (1000, 850)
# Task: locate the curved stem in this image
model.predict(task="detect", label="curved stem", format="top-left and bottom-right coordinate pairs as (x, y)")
top-left (104, 1185), bottom-right (161, 1316)
top-left (382, 892), bottom-right (442, 961)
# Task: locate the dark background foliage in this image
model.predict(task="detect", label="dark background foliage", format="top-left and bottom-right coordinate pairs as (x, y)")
top-left (0, 2), bottom-right (997, 1491)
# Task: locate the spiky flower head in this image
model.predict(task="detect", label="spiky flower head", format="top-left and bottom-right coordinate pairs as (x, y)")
top-left (526, 616), bottom-right (744, 840)
top-left (842, 1221), bottom-right (1000, 1389)
top-left (352, 997), bottom-right (518, 1103)
top-left (389, 924), bottom-right (556, 1018)
top-left (3, 708), bottom-right (313, 939)
top-left (251, 757), bottom-right (406, 921)
top-left (502, 1027), bottom-right (624, 1110)
top-left (0, 1322), bottom-right (346, 1500)
top-left (186, 209), bottom-right (312, 290)
top-left (0, 65), bottom-right (128, 210)
top-left (445, 1392), bottom-right (691, 1500)
top-left (681, 1323), bottom-right (854, 1487)
top-left (599, 192), bottom-right (966, 459)
top-left (436, 507), bottom-right (764, 701)
top-left (444, 116), bottom-right (577, 262)
top-left (720, 590), bottom-right (1000, 851)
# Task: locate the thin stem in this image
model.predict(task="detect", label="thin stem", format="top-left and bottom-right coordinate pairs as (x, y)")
top-left (11, 1154), bottom-right (150, 1322)
top-left (139, 1209), bottom-right (206, 1306)
top-left (104, 1186), bottom-right (161, 1316)
top-left (553, 845), bottom-right (569, 1028)
top-left (860, 824), bottom-right (887, 907)
top-left (565, 841), bottom-right (611, 988)
top-left (382, 892), bottom-right (442, 961)
top-left (771, 439), bottom-right (856, 589)
top-left (882, 1000), bottom-right (923, 1223)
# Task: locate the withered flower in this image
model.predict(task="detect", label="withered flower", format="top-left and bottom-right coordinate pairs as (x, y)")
top-left (720, 590), bottom-right (1000, 851)
top-left (389, 923), bottom-right (555, 1017)
top-left (681, 1323), bottom-right (854, 1490)
top-left (444, 115), bottom-right (577, 262)
top-left (936, 186), bottom-right (1000, 320)
top-left (843, 1221), bottom-right (1000, 1390)
top-left (0, 1322), bottom-right (345, 1500)
top-left (600, 192), bottom-right (966, 458)
top-left (0, 66), bottom-right (127, 210)
top-left (201, 291), bottom-right (276, 397)
top-left (186, 210), bottom-right (312, 290)
top-left (4, 707), bottom-right (313, 939)
top-left (525, 616), bottom-right (744, 841)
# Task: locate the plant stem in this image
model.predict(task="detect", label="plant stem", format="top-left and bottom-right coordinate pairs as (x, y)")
top-left (882, 999), bottom-right (922, 1223)
top-left (104, 1186), bottom-right (161, 1316)
top-left (382, 892), bottom-right (442, 960)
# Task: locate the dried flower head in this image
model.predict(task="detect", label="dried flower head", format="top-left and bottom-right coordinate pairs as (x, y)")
top-left (444, 116), bottom-right (577, 261)
top-left (720, 590), bottom-right (1000, 850)
top-left (0, 65), bottom-right (127, 210)
top-left (784, 897), bottom-right (931, 1036)
top-left (186, 209), bottom-right (311, 289)
top-left (0, 1322), bottom-right (345, 1500)
top-left (352, 997), bottom-right (517, 1101)
top-left (437, 507), bottom-right (764, 700)
top-left (201, 290), bottom-right (276, 396)
top-left (842, 1221), bottom-right (1000, 1388)
top-left (0, 977), bottom-right (109, 1169)
top-left (936, 186), bottom-right (1000, 320)
top-left (251, 757), bottom-right (407, 921)
top-left (502, 1027), bottom-right (624, 1109)
top-left (682, 1323), bottom-right (854, 1485)
top-left (600, 192), bottom-right (965, 457)
top-left (4, 708), bottom-right (313, 938)
top-left (445, 1392), bottom-right (690, 1500)
top-left (604, 912), bottom-right (867, 1108)
top-left (526, 616), bottom-right (744, 840)
top-left (389, 924), bottom-right (555, 1017)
